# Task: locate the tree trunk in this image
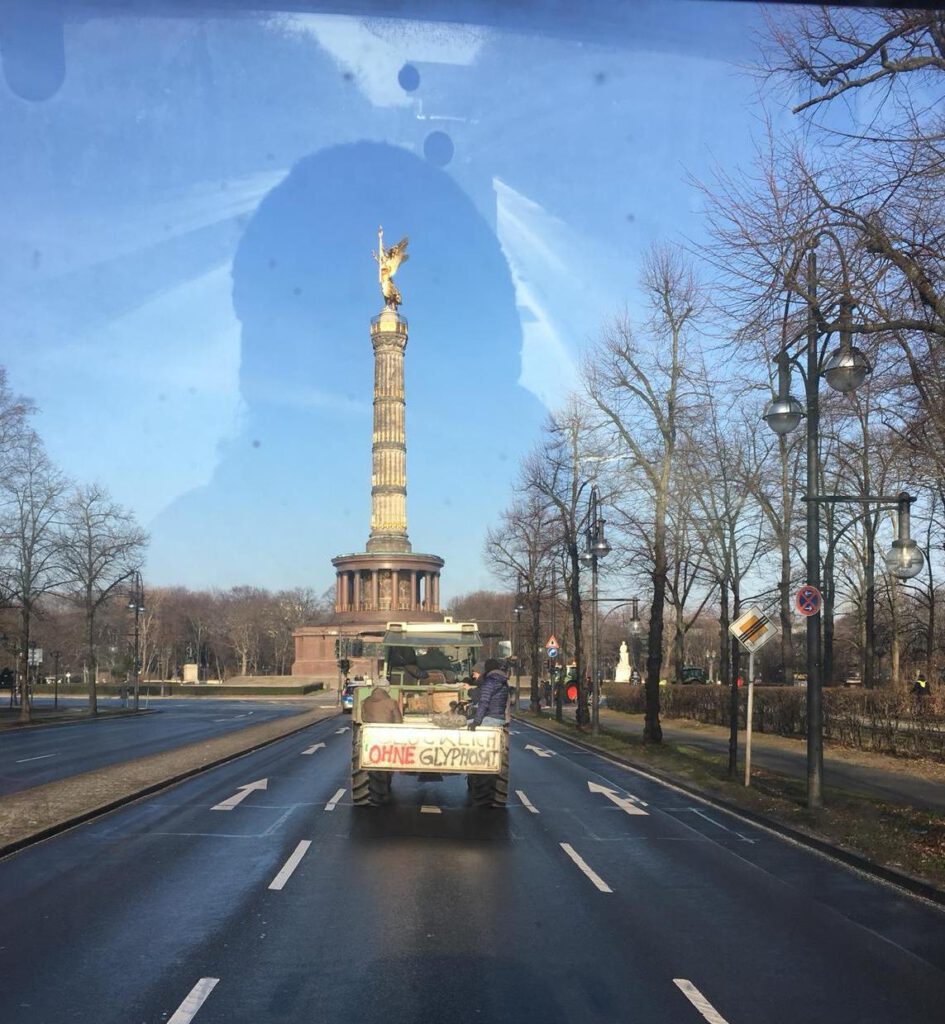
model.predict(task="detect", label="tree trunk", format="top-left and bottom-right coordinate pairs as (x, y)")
top-left (865, 525), bottom-right (876, 688)
top-left (19, 605), bottom-right (31, 724)
top-left (86, 593), bottom-right (98, 716)
top-left (569, 543), bottom-right (587, 727)
top-left (823, 544), bottom-right (835, 688)
top-left (645, 512), bottom-right (666, 743)
top-left (529, 594), bottom-right (541, 712)
top-left (728, 585), bottom-right (741, 778)
top-left (779, 534), bottom-right (794, 686)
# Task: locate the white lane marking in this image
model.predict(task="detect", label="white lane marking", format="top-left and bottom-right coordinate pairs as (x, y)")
top-left (168, 977), bottom-right (220, 1024)
top-left (335, 726), bottom-right (349, 734)
top-left (301, 742), bottom-right (326, 755)
top-left (325, 787), bottom-right (346, 811)
top-left (268, 840), bottom-right (312, 891)
top-left (211, 778), bottom-right (268, 811)
top-left (516, 790), bottom-right (539, 814)
top-left (15, 752), bottom-right (57, 763)
top-left (685, 807), bottom-right (755, 843)
top-left (510, 729), bottom-right (521, 735)
top-left (673, 979), bottom-right (731, 1024)
top-left (559, 843), bottom-right (613, 893)
top-left (420, 805), bottom-right (441, 814)
top-left (587, 780), bottom-right (649, 816)
top-left (524, 744), bottom-right (555, 758)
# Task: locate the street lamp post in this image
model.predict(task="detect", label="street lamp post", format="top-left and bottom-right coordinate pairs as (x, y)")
top-left (128, 570), bottom-right (145, 713)
top-left (52, 650), bottom-right (61, 710)
top-left (580, 485), bottom-right (611, 735)
top-left (763, 236), bottom-right (896, 807)
top-left (28, 640), bottom-right (37, 706)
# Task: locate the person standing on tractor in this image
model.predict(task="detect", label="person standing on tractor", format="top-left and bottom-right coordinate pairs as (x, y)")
top-left (469, 659), bottom-right (509, 729)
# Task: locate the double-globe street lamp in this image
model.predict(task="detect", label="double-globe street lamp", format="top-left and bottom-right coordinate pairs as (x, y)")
top-left (762, 235), bottom-right (924, 808)
top-left (513, 575), bottom-right (525, 711)
top-left (128, 570), bottom-right (145, 713)
top-left (580, 484), bottom-right (611, 734)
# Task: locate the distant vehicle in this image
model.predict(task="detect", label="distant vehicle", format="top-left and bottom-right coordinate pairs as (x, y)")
top-left (341, 683), bottom-right (355, 713)
top-left (679, 666), bottom-right (709, 685)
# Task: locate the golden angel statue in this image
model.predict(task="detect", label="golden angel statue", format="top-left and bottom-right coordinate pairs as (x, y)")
top-left (372, 226), bottom-right (409, 309)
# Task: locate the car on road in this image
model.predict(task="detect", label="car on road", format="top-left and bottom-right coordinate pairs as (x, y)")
top-left (341, 683), bottom-right (355, 713)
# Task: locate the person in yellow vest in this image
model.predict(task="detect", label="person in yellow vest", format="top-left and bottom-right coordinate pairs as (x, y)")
top-left (912, 673), bottom-right (931, 702)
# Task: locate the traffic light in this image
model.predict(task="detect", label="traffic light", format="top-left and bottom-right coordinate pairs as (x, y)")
top-left (339, 658), bottom-right (351, 675)
top-left (351, 638), bottom-right (364, 658)
top-left (334, 638), bottom-right (341, 658)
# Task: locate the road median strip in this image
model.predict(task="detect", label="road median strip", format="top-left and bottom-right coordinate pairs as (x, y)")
top-left (0, 706), bottom-right (338, 858)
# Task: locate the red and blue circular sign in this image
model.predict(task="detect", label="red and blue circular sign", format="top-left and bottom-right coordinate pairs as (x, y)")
top-left (795, 585), bottom-right (822, 617)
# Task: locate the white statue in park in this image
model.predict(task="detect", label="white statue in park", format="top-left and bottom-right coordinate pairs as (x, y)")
top-left (615, 640), bottom-right (632, 683)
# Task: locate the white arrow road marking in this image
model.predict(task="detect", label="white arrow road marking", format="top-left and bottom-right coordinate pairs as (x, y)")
top-left (673, 980), bottom-right (731, 1024)
top-left (325, 787), bottom-right (346, 811)
top-left (335, 726), bottom-right (350, 734)
top-left (15, 752), bottom-right (57, 763)
top-left (523, 744), bottom-right (555, 758)
top-left (168, 977), bottom-right (220, 1024)
top-left (515, 790), bottom-right (539, 814)
top-left (301, 743), bottom-right (326, 755)
top-left (587, 780), bottom-right (649, 815)
top-left (268, 840), bottom-right (311, 891)
top-left (420, 805), bottom-right (441, 814)
top-left (560, 843), bottom-right (612, 893)
top-left (211, 778), bottom-right (268, 811)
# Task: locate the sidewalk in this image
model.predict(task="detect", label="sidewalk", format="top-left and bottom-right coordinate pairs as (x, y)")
top-left (544, 706), bottom-right (945, 813)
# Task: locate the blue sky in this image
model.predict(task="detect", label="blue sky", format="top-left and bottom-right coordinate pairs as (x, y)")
top-left (0, 1), bottom-right (777, 600)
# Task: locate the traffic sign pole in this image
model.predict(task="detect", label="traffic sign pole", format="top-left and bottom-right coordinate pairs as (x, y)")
top-left (744, 650), bottom-right (754, 787)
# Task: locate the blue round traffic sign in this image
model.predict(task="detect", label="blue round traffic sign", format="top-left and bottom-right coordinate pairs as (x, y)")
top-left (795, 585), bottom-right (822, 617)
top-left (546, 646), bottom-right (559, 659)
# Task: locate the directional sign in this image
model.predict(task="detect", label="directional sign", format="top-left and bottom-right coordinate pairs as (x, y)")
top-left (795, 584), bottom-right (822, 618)
top-left (728, 606), bottom-right (777, 654)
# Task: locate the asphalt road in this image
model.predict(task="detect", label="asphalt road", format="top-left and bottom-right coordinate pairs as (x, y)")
top-left (0, 698), bottom-right (338, 796)
top-left (2, 715), bottom-right (944, 1024)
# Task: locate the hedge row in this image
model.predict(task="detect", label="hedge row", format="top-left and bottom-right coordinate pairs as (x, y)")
top-left (603, 684), bottom-right (945, 760)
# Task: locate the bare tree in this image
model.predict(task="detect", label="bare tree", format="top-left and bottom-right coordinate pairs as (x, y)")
top-left (0, 432), bottom-right (68, 722)
top-left (485, 491), bottom-right (556, 711)
top-left (584, 246), bottom-right (702, 742)
top-left (519, 401), bottom-right (596, 724)
top-left (60, 483), bottom-right (147, 714)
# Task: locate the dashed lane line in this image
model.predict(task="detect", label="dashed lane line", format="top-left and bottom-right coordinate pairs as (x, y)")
top-left (673, 979), bottom-right (731, 1024)
top-left (560, 843), bottom-right (613, 893)
top-left (168, 977), bottom-right (220, 1024)
top-left (15, 752), bottom-right (57, 763)
top-left (516, 790), bottom-right (539, 814)
top-left (268, 840), bottom-right (312, 891)
top-left (325, 787), bottom-right (346, 811)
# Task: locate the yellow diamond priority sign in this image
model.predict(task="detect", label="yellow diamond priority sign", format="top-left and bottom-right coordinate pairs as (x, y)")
top-left (728, 606), bottom-right (778, 654)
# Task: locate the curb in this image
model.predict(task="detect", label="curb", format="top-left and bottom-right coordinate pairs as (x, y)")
top-left (518, 714), bottom-right (945, 910)
top-left (0, 710), bottom-right (341, 860)
top-left (0, 708), bottom-right (157, 733)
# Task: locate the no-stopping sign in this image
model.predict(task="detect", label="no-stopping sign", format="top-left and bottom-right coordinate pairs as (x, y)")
top-left (795, 585), bottom-right (822, 617)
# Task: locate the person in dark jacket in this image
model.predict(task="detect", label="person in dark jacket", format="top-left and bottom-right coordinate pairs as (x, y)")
top-left (469, 659), bottom-right (509, 729)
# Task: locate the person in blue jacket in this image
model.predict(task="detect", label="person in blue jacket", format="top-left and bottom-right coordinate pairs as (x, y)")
top-left (469, 659), bottom-right (509, 729)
